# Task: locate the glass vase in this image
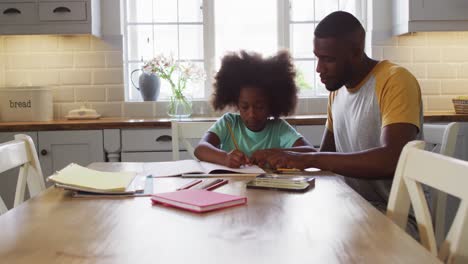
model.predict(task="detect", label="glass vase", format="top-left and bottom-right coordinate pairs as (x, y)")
top-left (167, 95), bottom-right (193, 119)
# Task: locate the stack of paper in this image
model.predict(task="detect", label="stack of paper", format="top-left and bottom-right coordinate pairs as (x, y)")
top-left (48, 163), bottom-right (137, 194)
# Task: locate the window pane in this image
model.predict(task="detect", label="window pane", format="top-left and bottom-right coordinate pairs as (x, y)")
top-left (126, 0), bottom-right (153, 23)
top-left (294, 60), bottom-right (315, 96)
top-left (153, 0), bottom-right (177, 22)
top-left (315, 0), bottom-right (339, 20)
top-left (179, 25), bottom-right (204, 60)
top-left (291, 0), bottom-right (314, 22)
top-left (154, 25), bottom-right (178, 57)
top-left (314, 60), bottom-right (328, 96)
top-left (178, 0), bottom-right (203, 22)
top-left (127, 25), bottom-right (154, 61)
top-left (215, 0), bottom-right (277, 65)
top-left (128, 62), bottom-right (145, 101)
top-left (291, 23), bottom-right (315, 59)
top-left (339, 0), bottom-right (357, 14)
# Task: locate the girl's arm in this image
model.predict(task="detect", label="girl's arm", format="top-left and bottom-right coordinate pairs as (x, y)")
top-left (194, 132), bottom-right (249, 168)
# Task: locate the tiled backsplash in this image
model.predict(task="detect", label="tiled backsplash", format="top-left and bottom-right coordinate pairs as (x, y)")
top-left (372, 32), bottom-right (468, 112)
top-left (1, 33), bottom-right (466, 119)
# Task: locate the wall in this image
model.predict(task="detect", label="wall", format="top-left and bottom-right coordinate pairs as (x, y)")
top-left (373, 32), bottom-right (468, 112)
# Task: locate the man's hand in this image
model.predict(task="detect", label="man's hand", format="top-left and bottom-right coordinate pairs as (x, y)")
top-left (224, 150), bottom-right (250, 168)
top-left (251, 149), bottom-right (283, 168)
top-left (254, 151), bottom-right (314, 170)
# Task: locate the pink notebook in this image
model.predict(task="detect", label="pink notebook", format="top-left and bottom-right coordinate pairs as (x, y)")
top-left (151, 189), bottom-right (247, 213)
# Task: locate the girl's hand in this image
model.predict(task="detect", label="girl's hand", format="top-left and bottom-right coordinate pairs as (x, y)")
top-left (224, 150), bottom-right (250, 168)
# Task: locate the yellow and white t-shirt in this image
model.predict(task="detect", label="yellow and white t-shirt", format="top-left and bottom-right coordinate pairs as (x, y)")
top-left (326, 60), bottom-right (423, 207)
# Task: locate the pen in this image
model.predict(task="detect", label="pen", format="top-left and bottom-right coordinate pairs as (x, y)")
top-left (176, 179), bottom-right (203, 191)
top-left (205, 179), bottom-right (229, 191)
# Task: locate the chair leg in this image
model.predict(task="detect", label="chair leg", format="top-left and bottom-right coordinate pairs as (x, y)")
top-left (433, 191), bottom-right (448, 246)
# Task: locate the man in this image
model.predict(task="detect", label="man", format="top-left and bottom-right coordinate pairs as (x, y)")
top-left (252, 11), bottom-right (423, 210)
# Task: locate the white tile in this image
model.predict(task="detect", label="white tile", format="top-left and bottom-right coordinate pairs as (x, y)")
top-left (4, 36), bottom-right (30, 52)
top-left (427, 64), bottom-right (457, 79)
top-left (382, 47), bottom-right (413, 62)
top-left (89, 102), bottom-right (122, 117)
top-left (400, 63), bottom-right (427, 79)
top-left (422, 96), bottom-right (429, 112)
top-left (75, 86), bottom-right (106, 102)
top-left (459, 64), bottom-right (468, 78)
top-left (7, 54), bottom-right (43, 70)
top-left (371, 46), bottom-right (383, 60)
top-left (91, 36), bottom-right (122, 51)
top-left (41, 53), bottom-right (74, 69)
top-left (426, 95), bottom-right (456, 111)
top-left (105, 52), bottom-right (123, 68)
top-left (74, 52), bottom-right (106, 68)
top-left (123, 102), bottom-right (154, 117)
top-left (413, 48), bottom-right (441, 63)
top-left (4, 71), bottom-right (30, 87)
top-left (191, 100), bottom-right (213, 116)
top-left (93, 69), bottom-right (124, 85)
top-left (52, 87), bottom-right (75, 102)
top-left (398, 33), bottom-right (427, 46)
top-left (106, 85), bottom-right (125, 101)
top-left (441, 48), bottom-right (468, 62)
top-left (60, 71), bottom-right (92, 85)
top-left (59, 36), bottom-right (91, 51)
top-left (59, 103), bottom-right (82, 118)
top-left (29, 71), bottom-right (60, 86)
top-left (53, 103), bottom-right (61, 119)
top-left (0, 37), bottom-right (4, 52)
top-left (418, 80), bottom-right (440, 95)
top-left (426, 32), bottom-right (459, 47)
top-left (29, 36), bottom-right (59, 52)
top-left (372, 37), bottom-right (398, 46)
top-left (441, 80), bottom-right (468, 95)
top-left (154, 101), bottom-right (170, 117)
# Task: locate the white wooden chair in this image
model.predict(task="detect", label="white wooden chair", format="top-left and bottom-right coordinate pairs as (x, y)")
top-left (424, 122), bottom-right (461, 244)
top-left (387, 141), bottom-right (468, 263)
top-left (0, 134), bottom-right (46, 215)
top-left (171, 121), bottom-right (215, 161)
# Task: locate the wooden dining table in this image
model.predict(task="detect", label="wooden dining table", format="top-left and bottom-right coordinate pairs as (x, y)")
top-left (0, 162), bottom-right (440, 264)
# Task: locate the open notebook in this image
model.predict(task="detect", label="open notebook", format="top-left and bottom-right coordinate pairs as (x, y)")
top-left (144, 160), bottom-right (265, 177)
top-left (48, 163), bottom-right (137, 194)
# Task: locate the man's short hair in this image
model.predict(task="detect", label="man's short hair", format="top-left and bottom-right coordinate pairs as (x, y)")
top-left (314, 11), bottom-right (365, 39)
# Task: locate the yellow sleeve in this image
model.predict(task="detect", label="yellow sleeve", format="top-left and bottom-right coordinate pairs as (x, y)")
top-left (376, 67), bottom-right (422, 130)
top-left (326, 91), bottom-right (337, 132)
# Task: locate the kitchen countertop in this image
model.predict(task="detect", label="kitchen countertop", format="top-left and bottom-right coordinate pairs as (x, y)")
top-left (0, 112), bottom-right (466, 132)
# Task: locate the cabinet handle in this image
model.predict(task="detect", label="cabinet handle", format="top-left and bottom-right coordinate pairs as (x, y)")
top-left (3, 8), bottom-right (21, 15)
top-left (53, 6), bottom-right (71, 13)
top-left (155, 135), bottom-right (172, 142)
top-left (40, 149), bottom-right (48, 156)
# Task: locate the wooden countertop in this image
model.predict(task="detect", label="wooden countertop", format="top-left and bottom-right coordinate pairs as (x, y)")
top-left (0, 112), bottom-right (466, 132)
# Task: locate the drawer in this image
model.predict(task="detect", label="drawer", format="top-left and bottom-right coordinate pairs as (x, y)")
top-left (0, 3), bottom-right (37, 24)
top-left (121, 151), bottom-right (191, 162)
top-left (296, 125), bottom-right (325, 148)
top-left (122, 129), bottom-right (173, 152)
top-left (39, 1), bottom-right (86, 21)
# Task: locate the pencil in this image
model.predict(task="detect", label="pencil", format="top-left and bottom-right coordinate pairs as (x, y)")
top-left (226, 122), bottom-right (240, 150)
top-left (276, 168), bottom-right (301, 172)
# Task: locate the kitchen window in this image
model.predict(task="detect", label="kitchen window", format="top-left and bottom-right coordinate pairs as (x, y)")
top-left (123, 0), bottom-right (366, 101)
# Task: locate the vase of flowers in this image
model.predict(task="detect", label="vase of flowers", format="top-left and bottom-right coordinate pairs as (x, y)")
top-left (143, 54), bottom-right (205, 118)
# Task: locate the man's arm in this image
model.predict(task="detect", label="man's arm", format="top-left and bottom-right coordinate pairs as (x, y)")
top-left (265, 123), bottom-right (418, 179)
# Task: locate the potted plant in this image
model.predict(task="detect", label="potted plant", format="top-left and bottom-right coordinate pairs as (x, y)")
top-left (143, 54), bottom-right (206, 118)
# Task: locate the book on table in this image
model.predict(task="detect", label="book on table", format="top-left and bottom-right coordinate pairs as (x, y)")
top-left (151, 189), bottom-right (247, 213)
top-left (143, 159), bottom-right (265, 177)
top-left (48, 163), bottom-right (138, 194)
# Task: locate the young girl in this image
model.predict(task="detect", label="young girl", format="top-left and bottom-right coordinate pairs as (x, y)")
top-left (194, 50), bottom-right (314, 168)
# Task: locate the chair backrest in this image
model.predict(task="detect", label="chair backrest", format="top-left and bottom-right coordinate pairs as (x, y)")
top-left (423, 122), bottom-right (461, 244)
top-left (387, 141), bottom-right (468, 263)
top-left (0, 134), bottom-right (46, 215)
top-left (171, 121), bottom-right (215, 161)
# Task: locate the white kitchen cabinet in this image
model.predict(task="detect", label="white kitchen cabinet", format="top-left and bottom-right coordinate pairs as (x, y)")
top-left (296, 125), bottom-right (325, 148)
top-left (0, 0), bottom-right (101, 35)
top-left (0, 132), bottom-right (37, 209)
top-left (393, 0), bottom-right (468, 35)
top-left (38, 130), bottom-right (104, 180)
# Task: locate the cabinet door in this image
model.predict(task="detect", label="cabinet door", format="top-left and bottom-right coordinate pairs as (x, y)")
top-left (38, 130), bottom-right (104, 179)
top-left (296, 125), bottom-right (325, 148)
top-left (0, 132), bottom-right (37, 209)
top-left (411, 0), bottom-right (468, 21)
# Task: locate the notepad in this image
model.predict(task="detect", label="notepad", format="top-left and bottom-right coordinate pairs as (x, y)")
top-left (48, 163), bottom-right (137, 194)
top-left (151, 189), bottom-right (247, 213)
top-left (143, 159), bottom-right (265, 177)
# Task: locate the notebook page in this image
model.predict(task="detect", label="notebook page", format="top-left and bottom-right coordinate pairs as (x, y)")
top-left (143, 159), bottom-right (205, 177)
top-left (199, 161), bottom-right (265, 174)
top-left (48, 163), bottom-right (135, 191)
